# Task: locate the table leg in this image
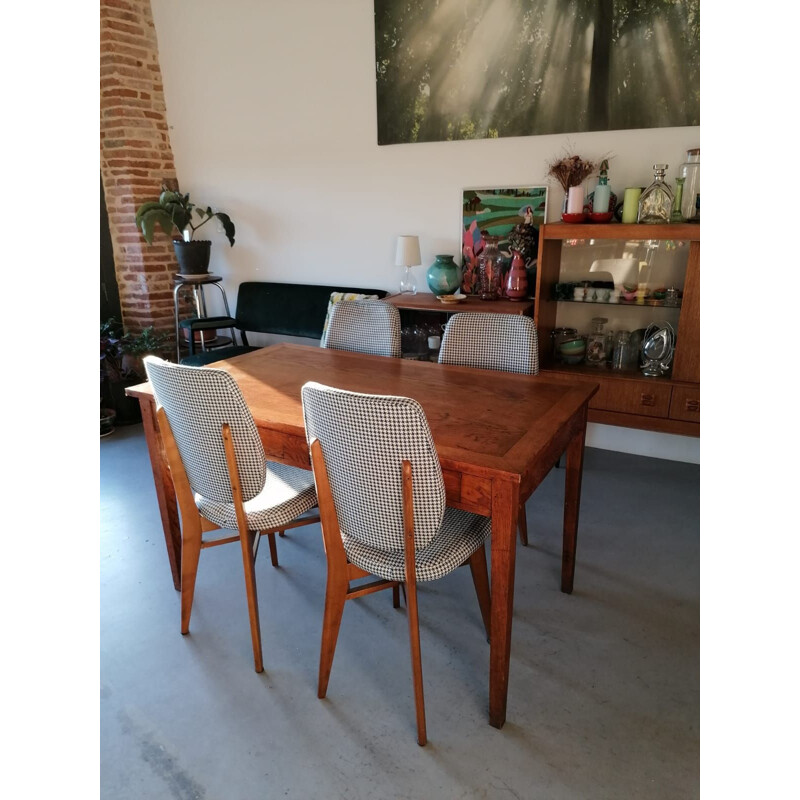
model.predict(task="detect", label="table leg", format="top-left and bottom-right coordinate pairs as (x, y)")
top-left (561, 406), bottom-right (588, 594)
top-left (139, 396), bottom-right (182, 591)
top-left (489, 477), bottom-right (519, 729)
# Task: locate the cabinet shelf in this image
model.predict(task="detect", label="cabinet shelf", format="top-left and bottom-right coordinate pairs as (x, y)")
top-left (557, 299), bottom-right (682, 309)
top-left (543, 362), bottom-right (673, 382)
top-left (542, 222), bottom-right (700, 241)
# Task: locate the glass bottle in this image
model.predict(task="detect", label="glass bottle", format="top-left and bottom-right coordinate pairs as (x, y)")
top-left (478, 236), bottom-right (502, 300)
top-left (592, 159), bottom-right (611, 214)
top-left (637, 164), bottom-right (674, 224)
top-left (671, 177), bottom-right (685, 223)
top-left (585, 317), bottom-right (609, 366)
top-left (678, 148), bottom-right (700, 222)
top-left (604, 329), bottom-right (615, 364)
top-left (612, 330), bottom-right (633, 370)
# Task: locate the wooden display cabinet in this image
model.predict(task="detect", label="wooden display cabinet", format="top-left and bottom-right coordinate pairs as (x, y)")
top-left (534, 223), bottom-right (699, 436)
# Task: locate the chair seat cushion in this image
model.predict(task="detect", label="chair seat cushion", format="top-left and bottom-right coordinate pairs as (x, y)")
top-left (196, 461), bottom-right (317, 531)
top-left (342, 507), bottom-right (491, 582)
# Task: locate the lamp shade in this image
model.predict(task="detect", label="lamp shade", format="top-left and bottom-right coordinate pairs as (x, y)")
top-left (395, 235), bottom-right (421, 267)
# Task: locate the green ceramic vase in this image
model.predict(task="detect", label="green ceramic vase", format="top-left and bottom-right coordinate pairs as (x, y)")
top-left (426, 254), bottom-right (461, 296)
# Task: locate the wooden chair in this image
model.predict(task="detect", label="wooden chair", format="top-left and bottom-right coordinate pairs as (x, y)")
top-left (320, 299), bottom-right (402, 357)
top-left (301, 381), bottom-right (491, 746)
top-left (438, 312), bottom-right (540, 546)
top-left (143, 356), bottom-right (320, 672)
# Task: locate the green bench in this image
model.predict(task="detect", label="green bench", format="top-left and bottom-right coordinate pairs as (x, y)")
top-left (180, 281), bottom-right (388, 366)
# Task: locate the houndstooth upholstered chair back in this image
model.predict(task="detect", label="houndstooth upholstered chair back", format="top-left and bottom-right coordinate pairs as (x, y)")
top-left (438, 312), bottom-right (540, 375)
top-left (144, 356), bottom-right (267, 504)
top-left (320, 300), bottom-right (402, 358)
top-left (301, 381), bottom-right (445, 552)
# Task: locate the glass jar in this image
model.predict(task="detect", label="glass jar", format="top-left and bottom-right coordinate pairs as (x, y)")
top-left (478, 236), bottom-right (502, 300)
top-left (413, 324), bottom-right (429, 356)
top-left (551, 327), bottom-right (578, 361)
top-left (678, 148), bottom-right (700, 222)
top-left (638, 164), bottom-right (674, 224)
top-left (671, 177), bottom-right (685, 223)
top-left (604, 329), bottom-right (615, 364)
top-left (585, 317), bottom-right (609, 366)
top-left (612, 330), bottom-right (635, 370)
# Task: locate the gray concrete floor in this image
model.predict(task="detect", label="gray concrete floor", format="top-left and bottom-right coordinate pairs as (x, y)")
top-left (100, 424), bottom-right (699, 800)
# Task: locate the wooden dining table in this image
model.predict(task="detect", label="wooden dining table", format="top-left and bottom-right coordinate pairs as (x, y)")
top-left (127, 343), bottom-right (598, 729)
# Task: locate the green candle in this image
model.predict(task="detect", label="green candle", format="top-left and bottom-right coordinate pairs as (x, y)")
top-left (622, 188), bottom-right (641, 224)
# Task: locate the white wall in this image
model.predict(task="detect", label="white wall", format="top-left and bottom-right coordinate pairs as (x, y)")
top-left (151, 0), bottom-right (700, 464)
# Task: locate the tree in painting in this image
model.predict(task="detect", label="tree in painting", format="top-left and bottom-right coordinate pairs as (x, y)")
top-left (375, 0), bottom-right (700, 145)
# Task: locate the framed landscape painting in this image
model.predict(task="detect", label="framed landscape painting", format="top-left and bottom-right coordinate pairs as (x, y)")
top-left (375, 0), bottom-right (699, 145)
top-left (461, 186), bottom-right (547, 296)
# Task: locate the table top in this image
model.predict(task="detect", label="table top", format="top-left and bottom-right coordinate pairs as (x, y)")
top-left (384, 292), bottom-right (534, 316)
top-left (129, 344), bottom-right (597, 484)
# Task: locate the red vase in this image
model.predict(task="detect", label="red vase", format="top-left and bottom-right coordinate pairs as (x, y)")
top-left (505, 250), bottom-right (528, 301)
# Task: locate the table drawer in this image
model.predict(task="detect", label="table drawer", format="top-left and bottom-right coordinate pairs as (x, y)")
top-left (670, 385), bottom-right (700, 422)
top-left (591, 379), bottom-right (673, 418)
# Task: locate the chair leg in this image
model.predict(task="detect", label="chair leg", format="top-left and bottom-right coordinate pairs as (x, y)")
top-left (180, 522), bottom-right (202, 635)
top-left (278, 531), bottom-right (286, 537)
top-left (518, 502), bottom-right (529, 546)
top-left (468, 544), bottom-right (492, 642)
top-left (392, 584), bottom-right (400, 608)
top-left (318, 575), bottom-right (347, 699)
top-left (405, 579), bottom-right (427, 746)
top-left (266, 532), bottom-right (279, 567)
top-left (239, 528), bottom-right (263, 673)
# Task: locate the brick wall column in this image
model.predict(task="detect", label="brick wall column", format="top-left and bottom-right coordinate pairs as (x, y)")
top-left (100, 0), bottom-right (178, 337)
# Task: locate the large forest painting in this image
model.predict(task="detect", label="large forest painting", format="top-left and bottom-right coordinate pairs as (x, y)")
top-left (375, 0), bottom-right (700, 145)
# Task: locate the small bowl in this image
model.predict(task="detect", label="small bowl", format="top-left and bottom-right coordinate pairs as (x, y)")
top-left (561, 212), bottom-right (587, 224)
top-left (559, 338), bottom-right (586, 362)
top-left (437, 292), bottom-right (466, 304)
top-left (588, 211), bottom-right (614, 223)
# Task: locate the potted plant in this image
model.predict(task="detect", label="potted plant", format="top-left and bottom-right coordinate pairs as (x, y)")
top-left (547, 152), bottom-right (596, 222)
top-left (135, 188), bottom-right (235, 275)
top-left (101, 319), bottom-right (170, 426)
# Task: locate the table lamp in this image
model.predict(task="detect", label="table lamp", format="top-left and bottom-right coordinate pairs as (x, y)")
top-left (395, 235), bottom-right (420, 295)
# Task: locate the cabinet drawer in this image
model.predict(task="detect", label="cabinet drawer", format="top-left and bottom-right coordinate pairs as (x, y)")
top-left (670, 385), bottom-right (700, 422)
top-left (591, 379), bottom-right (672, 417)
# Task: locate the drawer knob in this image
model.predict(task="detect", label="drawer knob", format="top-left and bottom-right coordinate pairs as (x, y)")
top-left (640, 393), bottom-right (656, 407)
top-left (685, 399), bottom-right (700, 412)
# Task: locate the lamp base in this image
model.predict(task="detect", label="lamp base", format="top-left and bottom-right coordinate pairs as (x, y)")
top-left (399, 266), bottom-right (417, 295)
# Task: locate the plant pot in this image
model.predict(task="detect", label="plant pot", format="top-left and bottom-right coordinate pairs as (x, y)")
top-left (108, 379), bottom-right (143, 425)
top-left (100, 408), bottom-right (116, 438)
top-left (182, 328), bottom-right (218, 344)
top-left (173, 240), bottom-right (211, 275)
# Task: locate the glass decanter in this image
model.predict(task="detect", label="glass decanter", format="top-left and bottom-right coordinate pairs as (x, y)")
top-left (637, 164), bottom-right (674, 224)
